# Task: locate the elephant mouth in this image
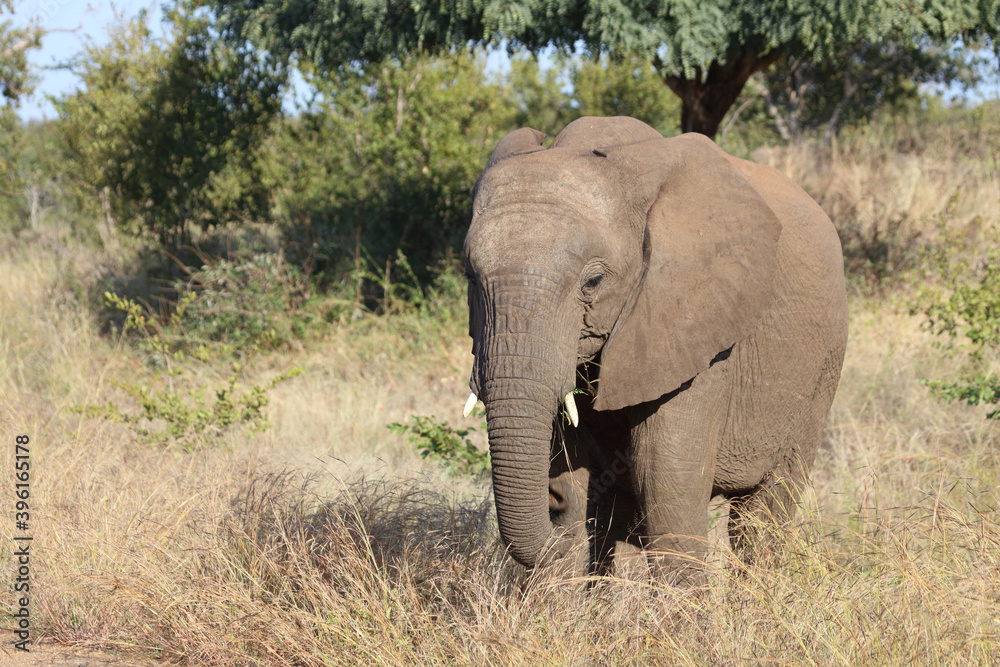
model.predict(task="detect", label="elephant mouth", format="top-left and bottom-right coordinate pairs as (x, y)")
top-left (578, 332), bottom-right (608, 361)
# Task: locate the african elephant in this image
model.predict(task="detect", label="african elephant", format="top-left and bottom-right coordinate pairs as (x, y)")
top-left (463, 116), bottom-right (848, 581)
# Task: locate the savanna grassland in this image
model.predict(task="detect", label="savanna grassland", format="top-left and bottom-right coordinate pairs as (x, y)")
top-left (1, 108), bottom-right (999, 666)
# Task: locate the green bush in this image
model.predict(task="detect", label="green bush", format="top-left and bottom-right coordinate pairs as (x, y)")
top-left (78, 366), bottom-right (301, 450)
top-left (389, 412), bottom-right (490, 479)
top-left (54, 8), bottom-right (282, 247)
top-left (176, 252), bottom-right (313, 348)
top-left (911, 222), bottom-right (1000, 419)
top-left (75, 290), bottom-right (302, 449)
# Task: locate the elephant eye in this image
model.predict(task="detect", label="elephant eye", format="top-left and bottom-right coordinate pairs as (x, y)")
top-left (582, 274), bottom-right (603, 295)
top-left (465, 267), bottom-right (476, 285)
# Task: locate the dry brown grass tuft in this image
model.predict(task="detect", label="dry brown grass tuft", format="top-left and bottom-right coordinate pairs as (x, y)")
top-left (3, 131), bottom-right (1000, 664)
top-left (753, 112), bottom-right (1000, 291)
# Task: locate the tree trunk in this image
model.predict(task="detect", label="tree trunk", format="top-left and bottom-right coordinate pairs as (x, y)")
top-left (28, 184), bottom-right (40, 230)
top-left (660, 50), bottom-right (783, 140)
top-left (822, 67), bottom-right (859, 149)
top-left (98, 185), bottom-right (119, 251)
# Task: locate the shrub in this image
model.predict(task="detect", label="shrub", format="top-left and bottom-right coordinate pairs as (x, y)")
top-left (911, 221), bottom-right (1000, 419)
top-left (389, 412), bottom-right (490, 479)
top-left (75, 289), bottom-right (302, 449)
top-left (176, 251), bottom-right (314, 348)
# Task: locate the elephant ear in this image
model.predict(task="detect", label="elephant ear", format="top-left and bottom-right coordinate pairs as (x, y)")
top-left (593, 134), bottom-right (782, 412)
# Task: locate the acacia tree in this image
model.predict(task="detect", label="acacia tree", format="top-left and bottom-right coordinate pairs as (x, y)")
top-left (211, 0), bottom-right (999, 138)
top-left (1, 0), bottom-right (41, 106)
top-left (56, 8), bottom-right (284, 246)
top-left (755, 38), bottom-right (978, 146)
top-left (1, 0), bottom-right (36, 218)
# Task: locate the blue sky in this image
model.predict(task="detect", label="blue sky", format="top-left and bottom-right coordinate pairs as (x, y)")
top-left (10, 0), bottom-right (165, 120)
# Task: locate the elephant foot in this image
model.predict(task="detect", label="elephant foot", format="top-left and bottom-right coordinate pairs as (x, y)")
top-left (642, 534), bottom-right (710, 587)
top-left (728, 467), bottom-right (806, 565)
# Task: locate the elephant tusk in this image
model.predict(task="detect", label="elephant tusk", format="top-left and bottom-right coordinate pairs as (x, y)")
top-left (463, 392), bottom-right (478, 417)
top-left (564, 392), bottom-right (579, 428)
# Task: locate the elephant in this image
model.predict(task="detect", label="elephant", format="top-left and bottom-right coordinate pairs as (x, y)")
top-left (461, 116), bottom-right (848, 581)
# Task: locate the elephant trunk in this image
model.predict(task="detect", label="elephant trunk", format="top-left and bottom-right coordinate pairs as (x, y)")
top-left (478, 294), bottom-right (579, 568)
top-left (484, 386), bottom-right (556, 567)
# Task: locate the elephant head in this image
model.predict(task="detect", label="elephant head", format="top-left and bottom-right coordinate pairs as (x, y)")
top-left (464, 117), bottom-right (782, 568)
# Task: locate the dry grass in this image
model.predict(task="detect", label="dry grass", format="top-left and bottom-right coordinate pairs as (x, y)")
top-left (754, 110), bottom-right (1000, 290)
top-left (3, 136), bottom-right (1000, 665)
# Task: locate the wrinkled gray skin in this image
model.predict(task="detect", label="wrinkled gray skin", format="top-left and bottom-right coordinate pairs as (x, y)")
top-left (464, 117), bottom-right (848, 581)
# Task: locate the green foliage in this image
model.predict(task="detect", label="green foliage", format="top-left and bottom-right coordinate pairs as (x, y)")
top-left (922, 253), bottom-right (1000, 356)
top-left (76, 289), bottom-right (303, 448)
top-left (79, 367), bottom-right (302, 449)
top-left (389, 411), bottom-right (490, 478)
top-left (571, 56), bottom-right (681, 136)
top-left (346, 249), bottom-right (441, 316)
top-left (1, 119), bottom-right (97, 232)
top-left (104, 289), bottom-right (201, 370)
top-left (176, 252), bottom-right (313, 348)
top-left (0, 0), bottom-right (37, 106)
top-left (923, 374), bottom-right (1000, 419)
top-left (506, 55), bottom-right (577, 136)
top-left (0, 106), bottom-right (24, 223)
top-left (911, 222), bottom-right (1000, 419)
top-left (211, 0), bottom-right (1000, 135)
top-left (53, 13), bottom-right (165, 228)
top-left (212, 0), bottom-right (939, 70)
top-left (259, 51), bottom-right (549, 282)
top-left (756, 40), bottom-right (979, 144)
top-left (0, 1), bottom-right (38, 224)
top-left (55, 6), bottom-right (283, 246)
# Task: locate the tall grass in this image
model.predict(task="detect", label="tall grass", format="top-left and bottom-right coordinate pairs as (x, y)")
top-left (755, 106), bottom-right (1000, 290)
top-left (2, 124), bottom-right (999, 664)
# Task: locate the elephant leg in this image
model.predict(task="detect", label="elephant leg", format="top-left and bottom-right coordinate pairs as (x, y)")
top-left (586, 445), bottom-right (639, 576)
top-left (728, 345), bottom-right (843, 563)
top-left (567, 398), bottom-right (638, 577)
top-left (544, 425), bottom-right (593, 574)
top-left (628, 368), bottom-right (728, 584)
top-left (727, 453), bottom-right (808, 564)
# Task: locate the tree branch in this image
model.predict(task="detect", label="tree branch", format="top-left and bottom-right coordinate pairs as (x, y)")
top-left (822, 66), bottom-right (859, 147)
top-left (718, 93), bottom-right (756, 147)
top-left (1, 7), bottom-right (94, 59)
top-left (749, 74), bottom-right (794, 143)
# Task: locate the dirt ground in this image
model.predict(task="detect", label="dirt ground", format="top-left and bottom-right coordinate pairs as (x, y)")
top-left (0, 644), bottom-right (163, 666)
